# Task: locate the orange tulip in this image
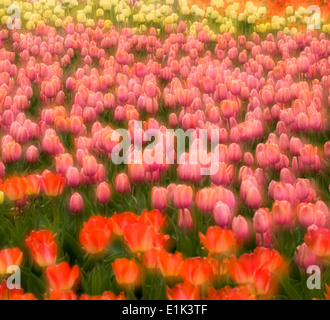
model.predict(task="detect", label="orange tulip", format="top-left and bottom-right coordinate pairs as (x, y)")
top-left (228, 247), bottom-right (283, 296)
top-left (109, 212), bottom-right (137, 236)
top-left (123, 222), bottom-right (156, 253)
top-left (143, 248), bottom-right (162, 269)
top-left (112, 258), bottom-right (140, 286)
top-left (24, 174), bottom-right (41, 196)
top-left (166, 282), bottom-right (200, 300)
top-left (157, 251), bottom-right (183, 278)
top-left (1, 177), bottom-right (26, 201)
top-left (0, 248), bottom-right (23, 275)
top-left (138, 209), bottom-right (166, 232)
top-left (205, 286), bottom-right (255, 300)
top-left (79, 215), bottom-right (112, 254)
top-left (199, 226), bottom-right (236, 255)
top-left (46, 262), bottom-right (79, 291)
top-left (42, 172), bottom-right (65, 197)
top-left (179, 257), bottom-right (212, 285)
top-left (305, 228), bottom-right (330, 259)
top-left (25, 230), bottom-right (57, 267)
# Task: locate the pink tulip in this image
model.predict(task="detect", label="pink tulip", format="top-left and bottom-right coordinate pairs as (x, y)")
top-left (96, 182), bottom-right (111, 204)
top-left (69, 192), bottom-right (84, 214)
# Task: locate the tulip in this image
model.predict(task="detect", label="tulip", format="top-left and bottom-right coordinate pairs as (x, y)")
top-left (55, 153), bottom-right (73, 175)
top-left (26, 146), bottom-right (39, 163)
top-left (199, 226), bottom-right (236, 255)
top-left (228, 247), bottom-right (283, 296)
top-left (305, 228), bottom-right (330, 259)
top-left (232, 215), bottom-right (249, 241)
top-left (179, 257), bottom-right (212, 285)
top-left (173, 185), bottom-right (193, 209)
top-left (79, 215), bottom-right (112, 254)
top-left (112, 258), bottom-right (139, 286)
top-left (69, 192), bottom-right (84, 214)
top-left (157, 251), bottom-right (183, 278)
top-left (253, 208), bottom-right (272, 233)
top-left (115, 173), bottom-right (131, 194)
top-left (2, 142), bottom-right (22, 163)
top-left (96, 182), bottom-right (111, 204)
top-left (82, 155), bottom-right (98, 177)
top-left (166, 282), bottom-right (199, 300)
top-left (294, 243), bottom-right (317, 270)
top-left (178, 208), bottom-right (193, 231)
top-left (66, 167), bottom-right (81, 188)
top-left (0, 248), bottom-right (23, 275)
top-left (271, 200), bottom-right (293, 227)
top-left (109, 212), bottom-right (137, 236)
top-left (25, 230), bottom-right (57, 267)
top-left (42, 173), bottom-right (65, 197)
top-left (1, 177), bottom-right (26, 201)
top-left (297, 203), bottom-right (316, 228)
top-left (213, 202), bottom-right (231, 227)
top-left (122, 223), bottom-right (156, 253)
top-left (151, 187), bottom-right (168, 210)
top-left (46, 262), bottom-right (79, 291)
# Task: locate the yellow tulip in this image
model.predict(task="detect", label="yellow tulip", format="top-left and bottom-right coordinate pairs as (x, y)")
top-left (26, 21), bottom-right (36, 30)
top-left (140, 24), bottom-right (147, 33)
top-left (1, 15), bottom-right (8, 25)
top-left (290, 27), bottom-right (297, 35)
top-left (84, 5), bottom-right (92, 14)
top-left (298, 7), bottom-right (306, 15)
top-left (146, 12), bottom-right (155, 22)
top-left (96, 9), bottom-right (104, 17)
top-left (0, 191), bottom-right (4, 205)
top-left (77, 12), bottom-right (87, 23)
top-left (104, 19), bottom-right (112, 28)
top-left (34, 2), bottom-right (42, 12)
top-left (283, 27), bottom-right (290, 34)
top-left (24, 12), bottom-right (32, 21)
top-left (181, 6), bottom-right (190, 15)
top-left (100, 0), bottom-right (112, 11)
top-left (43, 10), bottom-right (52, 19)
top-left (86, 19), bottom-right (95, 27)
top-left (55, 18), bottom-right (62, 27)
top-left (286, 6), bottom-right (294, 15)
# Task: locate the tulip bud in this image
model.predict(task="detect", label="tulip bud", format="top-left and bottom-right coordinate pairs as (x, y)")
top-left (232, 215), bottom-right (249, 241)
top-left (96, 182), bottom-right (111, 204)
top-left (69, 192), bottom-right (84, 214)
top-left (178, 208), bottom-right (193, 231)
top-left (151, 187), bottom-right (168, 210)
top-left (213, 202), bottom-right (231, 227)
top-left (294, 243), bottom-right (317, 270)
top-left (272, 200), bottom-right (292, 226)
top-left (115, 173), bottom-right (131, 194)
top-left (253, 208), bottom-right (272, 233)
top-left (26, 145), bottom-right (39, 163)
